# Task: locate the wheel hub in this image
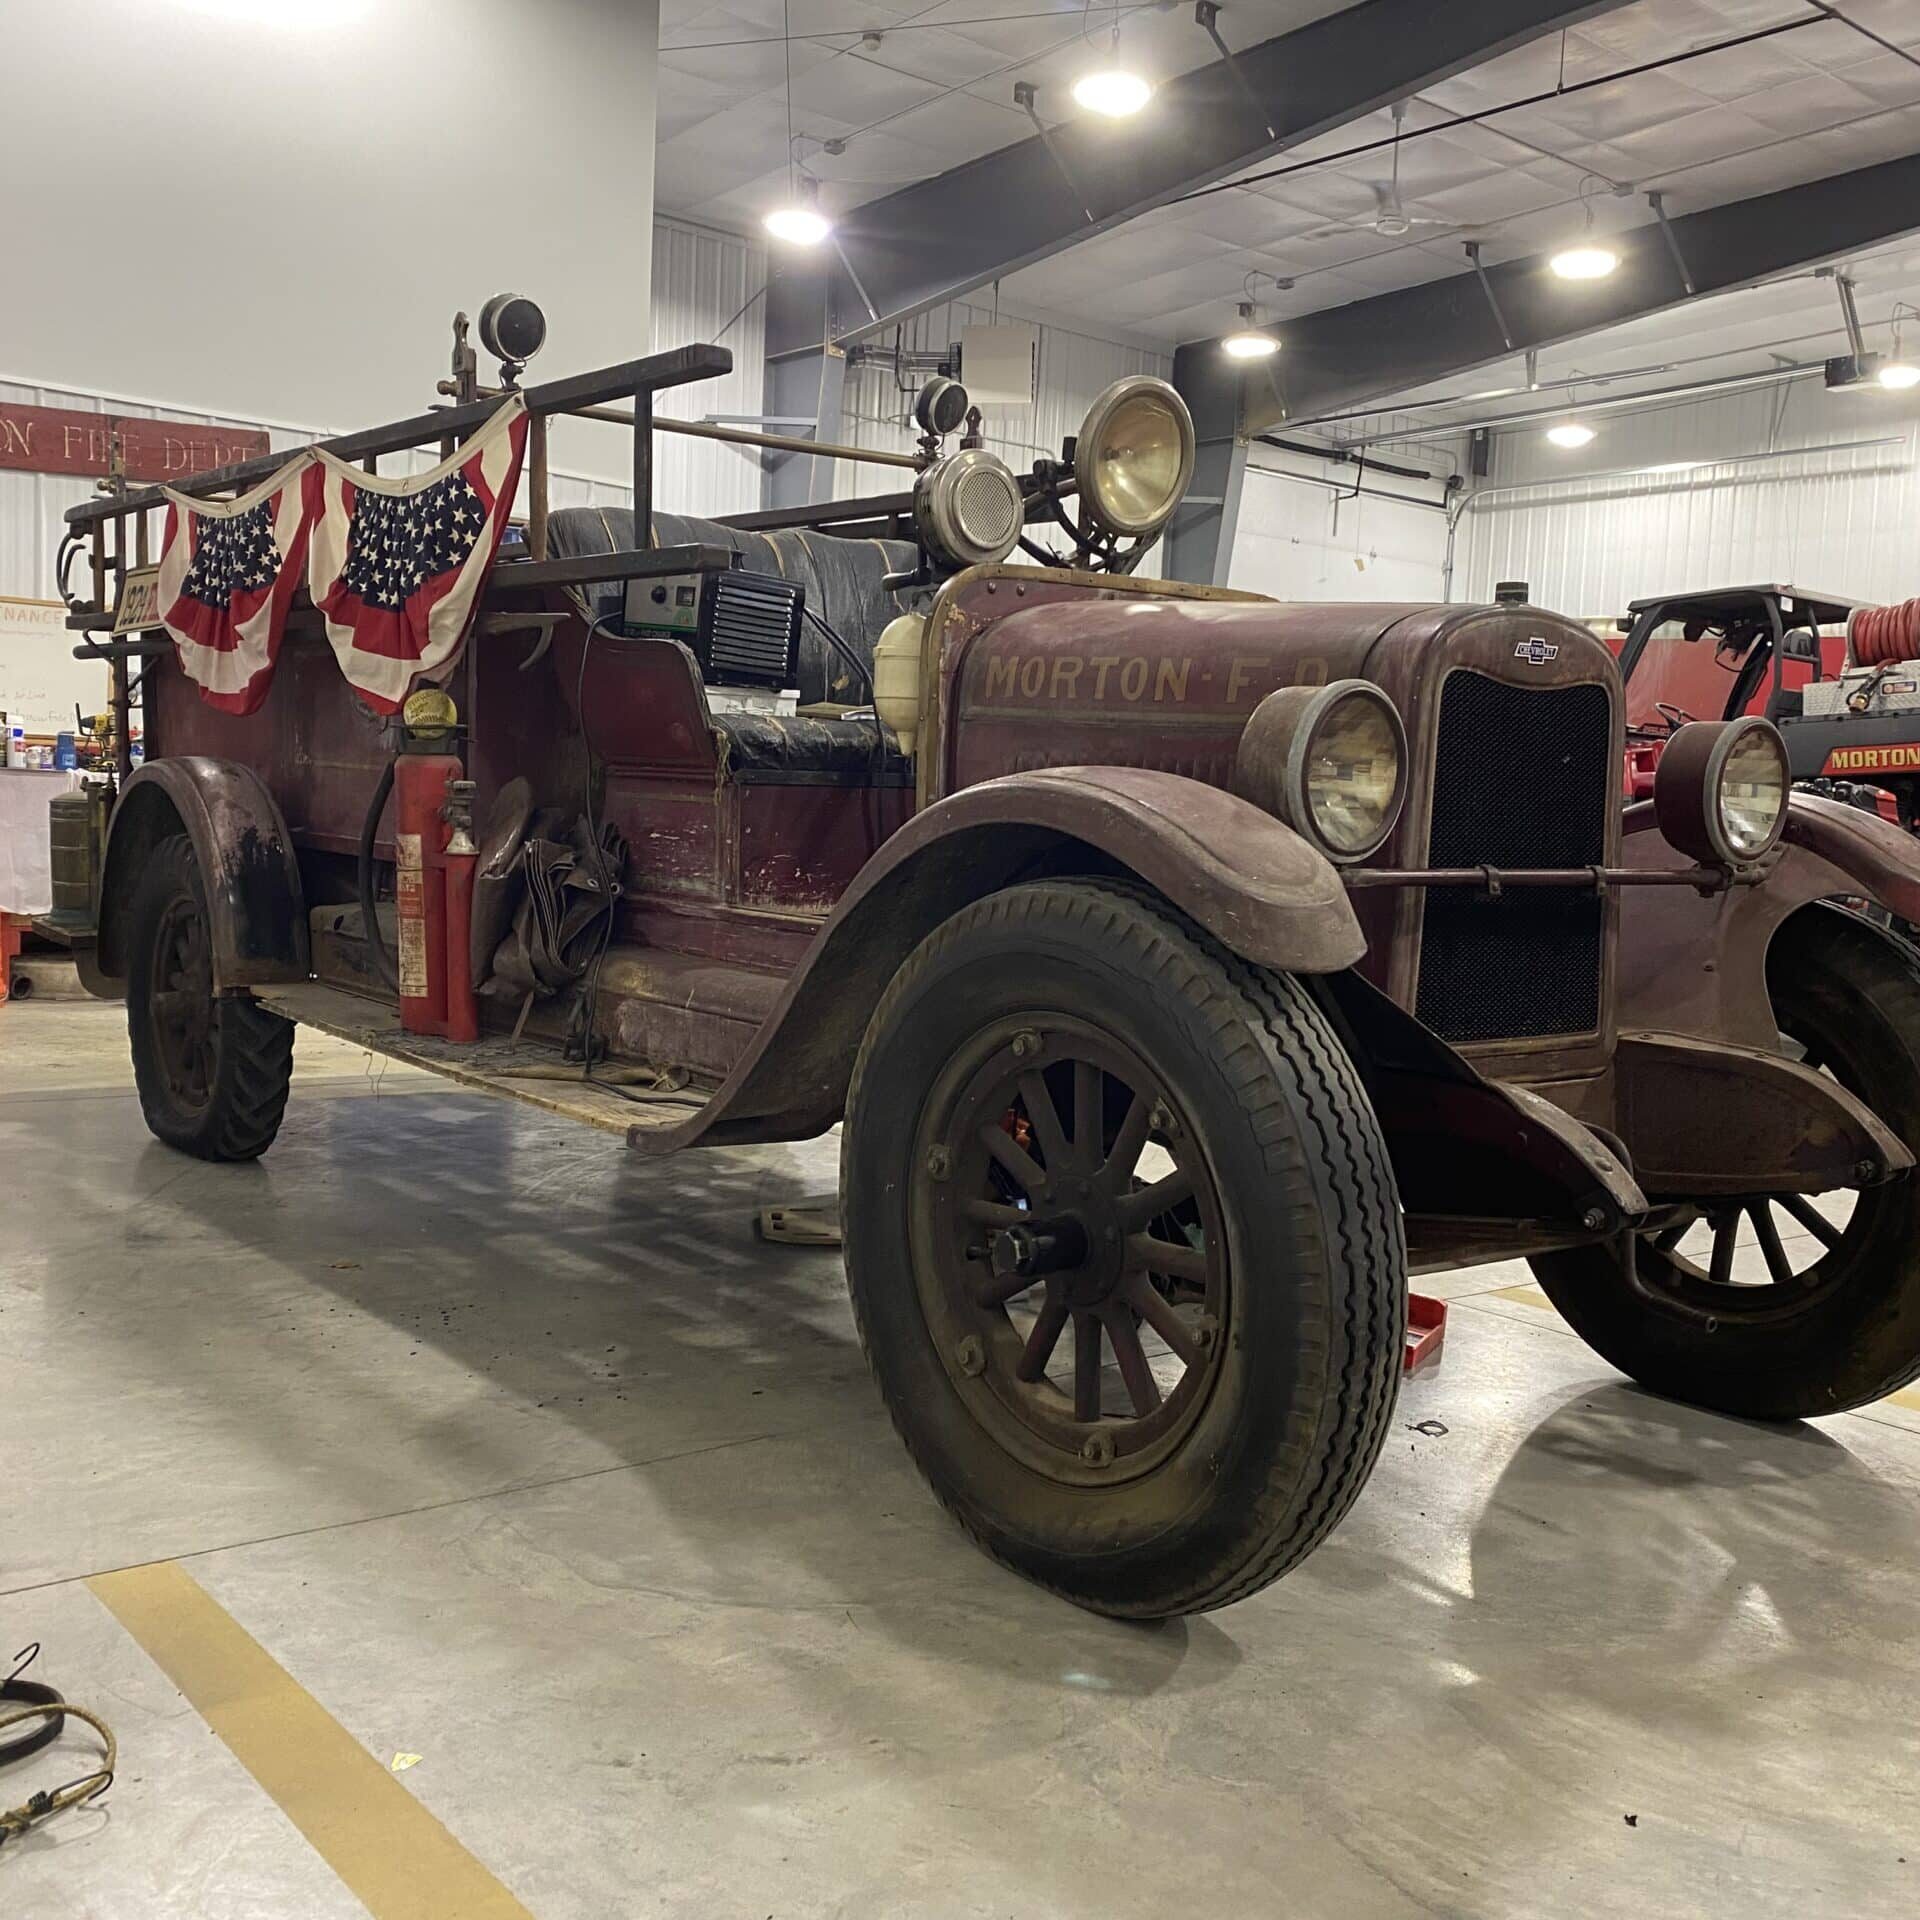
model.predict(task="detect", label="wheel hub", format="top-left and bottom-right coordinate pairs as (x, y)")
top-left (910, 1014), bottom-right (1231, 1486)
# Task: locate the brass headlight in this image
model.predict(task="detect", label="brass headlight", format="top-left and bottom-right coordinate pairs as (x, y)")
top-left (1654, 716), bottom-right (1790, 866)
top-left (1073, 376), bottom-right (1196, 541)
top-left (1236, 680), bottom-right (1407, 862)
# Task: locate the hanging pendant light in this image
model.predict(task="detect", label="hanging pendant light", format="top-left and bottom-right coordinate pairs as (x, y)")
top-left (764, 172), bottom-right (832, 247)
top-left (1073, 16), bottom-right (1152, 117)
top-left (1550, 192), bottom-right (1619, 282)
top-left (1221, 302), bottom-right (1280, 360)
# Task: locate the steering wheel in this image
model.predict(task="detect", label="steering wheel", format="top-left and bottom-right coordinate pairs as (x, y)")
top-left (1654, 702), bottom-right (1695, 732)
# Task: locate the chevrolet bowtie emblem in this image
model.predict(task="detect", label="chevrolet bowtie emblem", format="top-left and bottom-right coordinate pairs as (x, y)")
top-left (1514, 636), bottom-right (1560, 664)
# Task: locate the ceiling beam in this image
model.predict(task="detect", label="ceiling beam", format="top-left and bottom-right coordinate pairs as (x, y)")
top-left (1180, 150), bottom-right (1920, 442)
top-left (766, 0), bottom-right (1633, 357)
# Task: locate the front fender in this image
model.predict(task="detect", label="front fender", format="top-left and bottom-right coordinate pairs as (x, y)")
top-left (638, 765), bottom-right (1361, 1153)
top-left (99, 758), bottom-right (307, 988)
top-left (1781, 790), bottom-right (1920, 922)
top-left (1619, 792), bottom-right (1920, 1050)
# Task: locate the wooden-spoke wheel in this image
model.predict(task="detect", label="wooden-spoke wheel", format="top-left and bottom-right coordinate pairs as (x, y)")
top-left (842, 878), bottom-right (1405, 1617)
top-left (911, 1018), bottom-right (1229, 1484)
top-left (1534, 906), bottom-right (1920, 1419)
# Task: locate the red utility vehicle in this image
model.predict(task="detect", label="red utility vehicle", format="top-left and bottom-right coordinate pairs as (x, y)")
top-left (46, 310), bottom-right (1920, 1616)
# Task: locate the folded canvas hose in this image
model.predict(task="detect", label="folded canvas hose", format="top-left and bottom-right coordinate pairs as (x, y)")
top-left (485, 816), bottom-right (629, 1001)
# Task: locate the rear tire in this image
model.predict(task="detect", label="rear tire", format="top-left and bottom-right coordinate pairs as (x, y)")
top-left (125, 836), bottom-right (294, 1161)
top-left (1532, 905), bottom-right (1920, 1418)
top-left (841, 879), bottom-right (1405, 1618)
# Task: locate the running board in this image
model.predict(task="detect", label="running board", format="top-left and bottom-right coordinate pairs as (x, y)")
top-left (252, 982), bottom-right (708, 1143)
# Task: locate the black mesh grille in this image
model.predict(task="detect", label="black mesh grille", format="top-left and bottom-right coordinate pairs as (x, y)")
top-left (1415, 670), bottom-right (1613, 1045)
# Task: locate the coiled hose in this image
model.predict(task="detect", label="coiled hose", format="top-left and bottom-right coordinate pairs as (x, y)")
top-left (1848, 597), bottom-right (1920, 667)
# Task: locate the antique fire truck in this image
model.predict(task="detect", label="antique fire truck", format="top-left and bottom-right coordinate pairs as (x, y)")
top-left (48, 303), bottom-right (1920, 1618)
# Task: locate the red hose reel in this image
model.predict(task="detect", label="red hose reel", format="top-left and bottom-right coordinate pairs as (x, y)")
top-left (1847, 597), bottom-right (1920, 667)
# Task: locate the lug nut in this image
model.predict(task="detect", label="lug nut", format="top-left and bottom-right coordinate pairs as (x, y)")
top-left (1150, 1101), bottom-right (1177, 1136)
top-left (1010, 1029), bottom-right (1041, 1059)
top-left (1080, 1429), bottom-right (1116, 1467)
top-left (955, 1335), bottom-right (986, 1377)
top-left (1856, 1159), bottom-right (1878, 1184)
top-left (1195, 1320), bottom-right (1218, 1351)
top-left (1581, 1207), bottom-right (1607, 1232)
top-left (925, 1144), bottom-right (952, 1180)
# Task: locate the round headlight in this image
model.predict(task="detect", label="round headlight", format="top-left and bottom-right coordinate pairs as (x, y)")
top-left (914, 448), bottom-right (1025, 573)
top-left (1653, 716), bottom-right (1789, 867)
top-left (1074, 375), bottom-right (1196, 540)
top-left (1235, 680), bottom-right (1407, 862)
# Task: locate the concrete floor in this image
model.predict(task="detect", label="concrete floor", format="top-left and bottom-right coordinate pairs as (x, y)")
top-left (4, 1000), bottom-right (1919, 1920)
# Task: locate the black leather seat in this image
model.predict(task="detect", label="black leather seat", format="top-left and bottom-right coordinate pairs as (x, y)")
top-left (545, 505), bottom-right (915, 708)
top-left (545, 506), bottom-right (916, 786)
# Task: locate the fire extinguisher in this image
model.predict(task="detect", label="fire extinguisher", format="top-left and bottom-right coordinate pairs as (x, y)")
top-left (379, 690), bottom-right (480, 1043)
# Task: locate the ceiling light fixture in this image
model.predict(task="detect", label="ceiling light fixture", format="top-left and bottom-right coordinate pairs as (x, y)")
top-left (1073, 17), bottom-right (1151, 117)
top-left (1221, 302), bottom-right (1280, 360)
top-left (1550, 193), bottom-right (1618, 281)
top-left (765, 171), bottom-right (831, 248)
top-left (1881, 361), bottom-right (1920, 391)
top-left (1545, 421), bottom-right (1596, 449)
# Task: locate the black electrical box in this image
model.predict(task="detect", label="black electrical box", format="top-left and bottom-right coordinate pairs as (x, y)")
top-left (624, 565), bottom-right (803, 691)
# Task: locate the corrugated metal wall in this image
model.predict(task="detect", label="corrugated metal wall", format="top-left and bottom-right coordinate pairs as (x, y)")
top-left (831, 301), bottom-right (1170, 500)
top-left (1455, 379), bottom-right (1920, 620)
top-left (1228, 434), bottom-right (1460, 603)
top-left (0, 215), bottom-right (767, 602)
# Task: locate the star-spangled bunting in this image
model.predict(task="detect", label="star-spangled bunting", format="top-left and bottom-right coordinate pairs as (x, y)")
top-left (155, 456), bottom-right (315, 716)
top-left (307, 396), bottom-right (529, 713)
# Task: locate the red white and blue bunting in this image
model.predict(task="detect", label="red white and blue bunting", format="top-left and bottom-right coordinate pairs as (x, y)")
top-left (154, 394), bottom-right (528, 717)
top-left (155, 456), bottom-right (314, 716)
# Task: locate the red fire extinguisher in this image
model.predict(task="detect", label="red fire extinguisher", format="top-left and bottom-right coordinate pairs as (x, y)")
top-left (393, 714), bottom-right (479, 1044)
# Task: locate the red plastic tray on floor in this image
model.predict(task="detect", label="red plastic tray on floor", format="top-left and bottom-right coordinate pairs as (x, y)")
top-left (1403, 1292), bottom-right (1447, 1375)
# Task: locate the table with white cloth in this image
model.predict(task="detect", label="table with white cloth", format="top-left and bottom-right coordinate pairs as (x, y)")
top-left (0, 768), bottom-right (83, 916)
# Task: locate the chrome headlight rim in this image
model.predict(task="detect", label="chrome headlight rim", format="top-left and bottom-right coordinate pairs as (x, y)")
top-left (914, 447), bottom-right (1026, 572)
top-left (1073, 374), bottom-right (1197, 541)
top-left (1653, 715), bottom-right (1790, 867)
top-left (1236, 679), bottom-right (1408, 864)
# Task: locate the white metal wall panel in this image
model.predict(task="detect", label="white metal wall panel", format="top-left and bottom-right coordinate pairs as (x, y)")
top-left (1456, 379), bottom-right (1920, 621)
top-left (1228, 447), bottom-right (1453, 603)
top-left (832, 302), bottom-right (1170, 499)
top-left (0, 216), bottom-right (766, 606)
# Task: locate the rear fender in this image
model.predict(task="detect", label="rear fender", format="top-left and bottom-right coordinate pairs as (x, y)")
top-left (639, 765), bottom-right (1362, 1153)
top-left (98, 758), bottom-right (308, 988)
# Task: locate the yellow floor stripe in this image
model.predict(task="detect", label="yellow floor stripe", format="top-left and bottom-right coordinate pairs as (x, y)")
top-left (89, 1562), bottom-right (534, 1920)
top-left (1884, 1384), bottom-right (1920, 1414)
top-left (1490, 1283), bottom-right (1556, 1310)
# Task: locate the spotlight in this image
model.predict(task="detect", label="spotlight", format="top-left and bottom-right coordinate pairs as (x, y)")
top-left (764, 175), bottom-right (832, 247)
top-left (1221, 303), bottom-right (1279, 360)
top-left (1882, 361), bottom-right (1920, 391)
top-left (1545, 422), bottom-right (1595, 449)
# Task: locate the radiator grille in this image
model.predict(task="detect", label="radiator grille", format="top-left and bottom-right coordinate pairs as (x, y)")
top-left (1415, 670), bottom-right (1613, 1045)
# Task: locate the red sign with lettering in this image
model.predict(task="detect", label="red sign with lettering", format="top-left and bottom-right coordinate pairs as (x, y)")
top-left (0, 401), bottom-right (270, 484)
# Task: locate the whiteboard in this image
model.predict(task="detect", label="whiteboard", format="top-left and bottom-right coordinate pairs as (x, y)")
top-left (0, 595), bottom-right (111, 734)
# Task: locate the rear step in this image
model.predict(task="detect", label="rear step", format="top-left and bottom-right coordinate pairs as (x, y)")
top-left (251, 981), bottom-right (707, 1143)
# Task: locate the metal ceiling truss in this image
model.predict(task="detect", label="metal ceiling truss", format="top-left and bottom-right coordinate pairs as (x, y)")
top-left (1165, 150), bottom-right (1920, 583)
top-left (763, 0), bottom-right (1636, 361)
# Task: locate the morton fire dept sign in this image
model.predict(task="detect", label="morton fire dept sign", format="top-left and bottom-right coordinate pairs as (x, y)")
top-left (0, 399), bottom-right (268, 484)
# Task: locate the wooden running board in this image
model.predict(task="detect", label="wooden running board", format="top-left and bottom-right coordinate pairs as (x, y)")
top-left (252, 981), bottom-right (708, 1144)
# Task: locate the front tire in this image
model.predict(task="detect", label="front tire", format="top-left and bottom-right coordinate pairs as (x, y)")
top-left (1533, 905), bottom-right (1920, 1418)
top-left (841, 879), bottom-right (1405, 1618)
top-left (126, 836), bottom-right (294, 1161)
